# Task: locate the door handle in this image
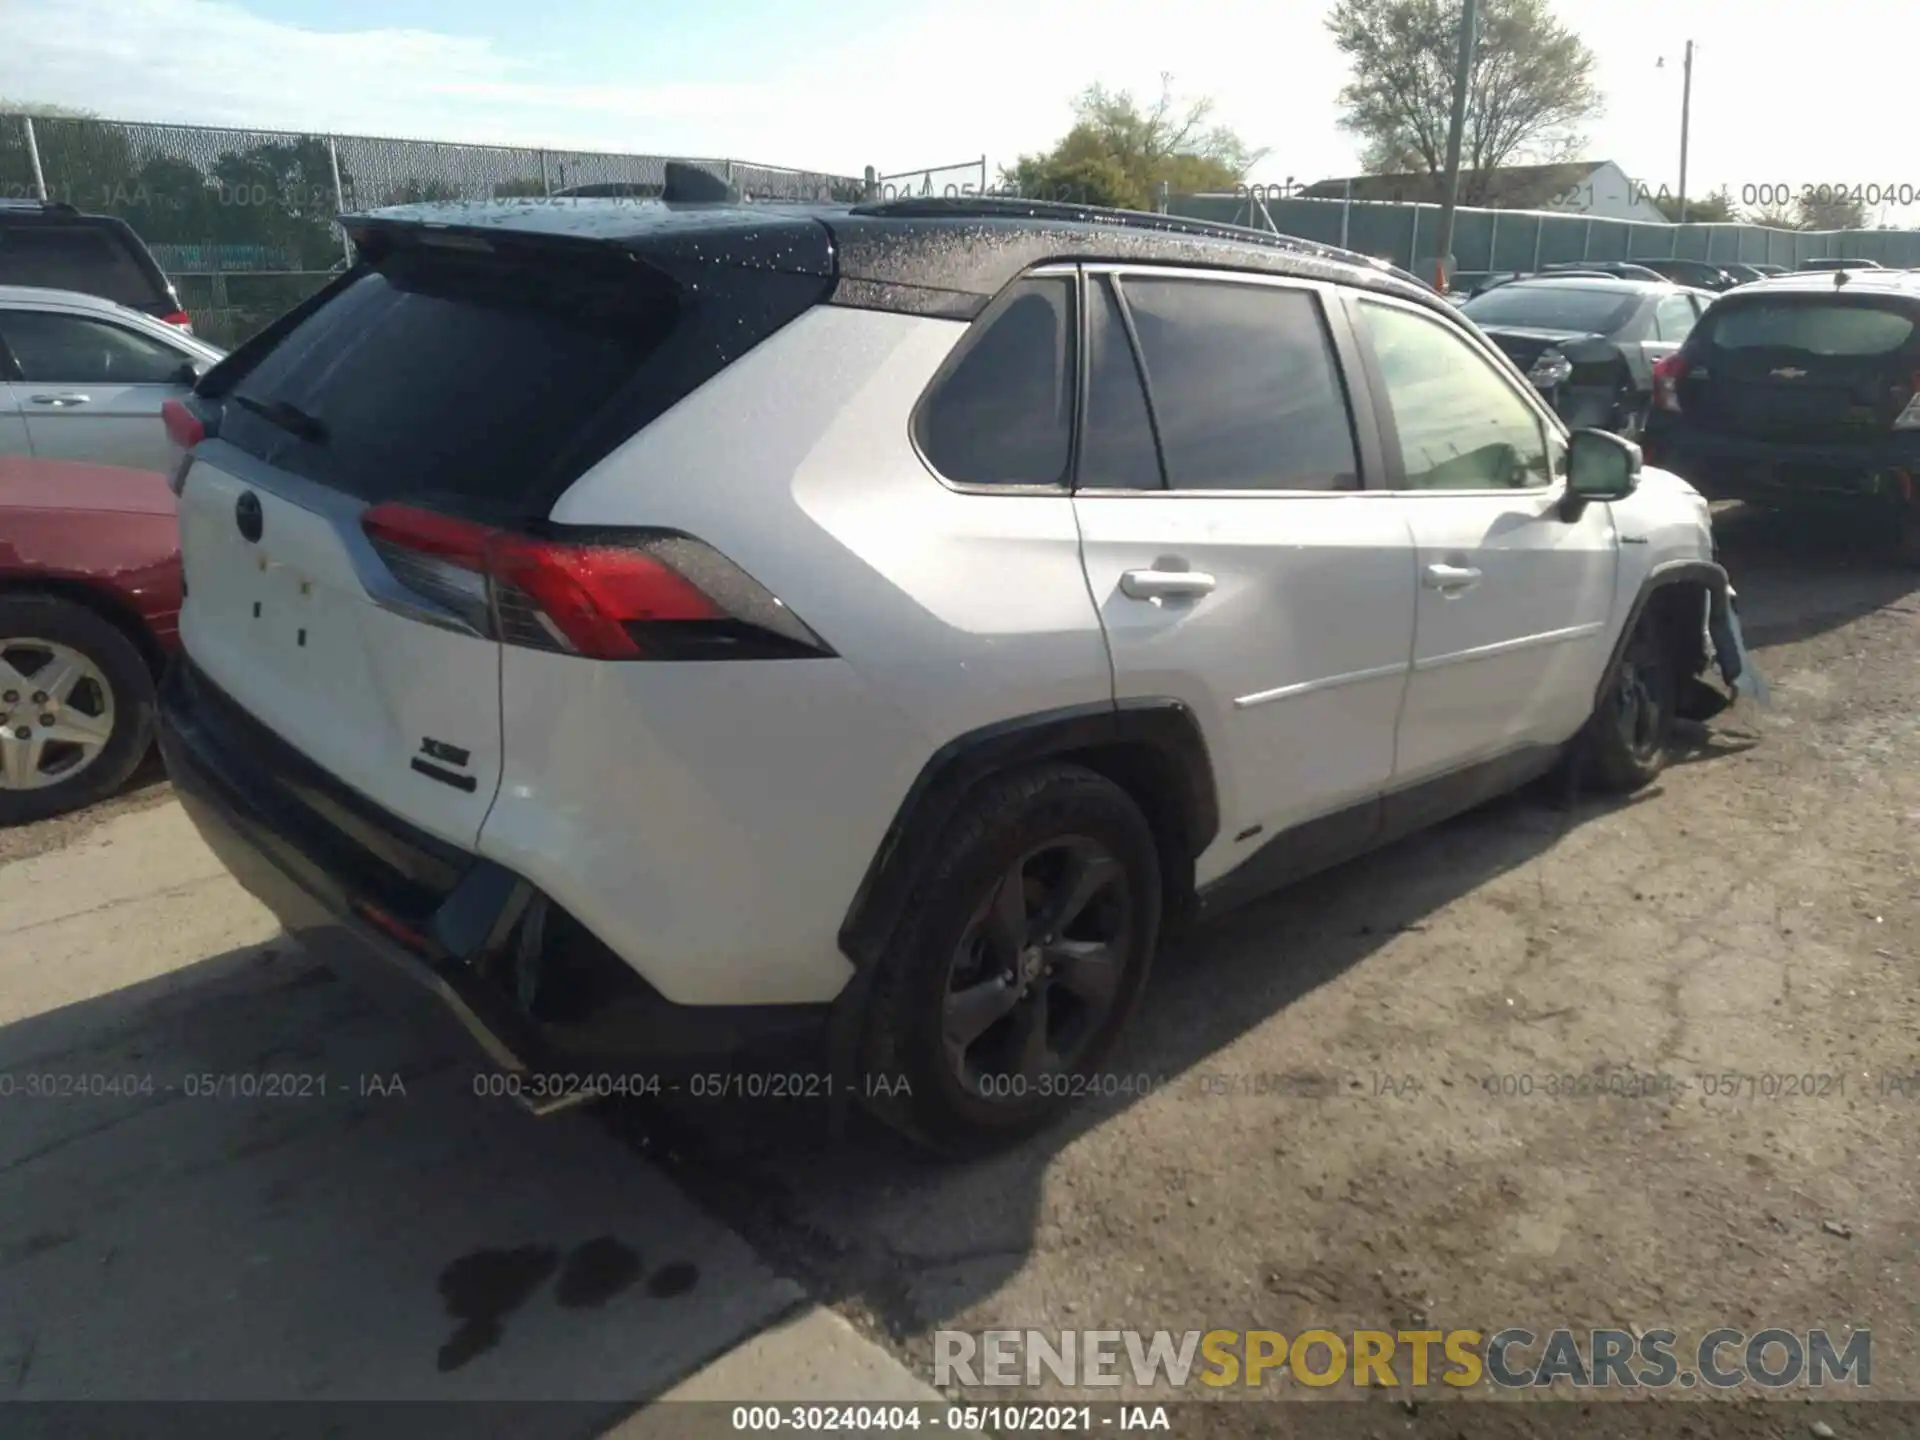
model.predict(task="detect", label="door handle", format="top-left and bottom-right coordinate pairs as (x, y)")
top-left (1423, 562), bottom-right (1482, 591)
top-left (28, 393), bottom-right (91, 407)
top-left (1121, 568), bottom-right (1217, 601)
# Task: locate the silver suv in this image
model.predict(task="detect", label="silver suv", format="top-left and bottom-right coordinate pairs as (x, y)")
top-left (156, 190), bottom-right (1755, 1152)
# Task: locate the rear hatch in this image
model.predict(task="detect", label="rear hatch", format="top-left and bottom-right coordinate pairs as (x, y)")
top-left (0, 211), bottom-right (184, 322)
top-left (173, 209), bottom-right (834, 851)
top-left (1677, 290), bottom-right (1920, 441)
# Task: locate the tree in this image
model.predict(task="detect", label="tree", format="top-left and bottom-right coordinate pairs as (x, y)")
top-left (1327, 0), bottom-right (1601, 200)
top-left (1796, 189), bottom-right (1868, 232)
top-left (1001, 77), bottom-right (1266, 209)
top-left (1744, 202), bottom-right (1799, 230)
top-left (1649, 186), bottom-right (1736, 223)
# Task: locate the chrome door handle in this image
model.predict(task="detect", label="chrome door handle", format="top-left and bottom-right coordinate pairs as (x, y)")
top-left (1423, 563), bottom-right (1482, 591)
top-left (28, 393), bottom-right (91, 407)
top-left (1120, 568), bottom-right (1217, 600)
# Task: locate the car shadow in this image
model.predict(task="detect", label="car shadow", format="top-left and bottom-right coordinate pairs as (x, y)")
top-left (596, 775), bottom-right (1682, 1345)
top-left (1710, 501), bottom-right (1919, 648)
top-left (0, 940), bottom-right (804, 1422)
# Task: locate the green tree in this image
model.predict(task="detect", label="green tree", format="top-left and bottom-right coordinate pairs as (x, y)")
top-left (1744, 201), bottom-right (1799, 230)
top-left (1001, 77), bottom-right (1265, 209)
top-left (1327, 0), bottom-right (1600, 200)
top-left (1649, 186), bottom-right (1736, 223)
top-left (0, 108), bottom-right (138, 205)
top-left (206, 137), bottom-right (346, 268)
top-left (1796, 189), bottom-right (1869, 232)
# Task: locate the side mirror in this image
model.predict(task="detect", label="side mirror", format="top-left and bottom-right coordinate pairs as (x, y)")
top-left (172, 360), bottom-right (202, 387)
top-left (1562, 428), bottom-right (1641, 518)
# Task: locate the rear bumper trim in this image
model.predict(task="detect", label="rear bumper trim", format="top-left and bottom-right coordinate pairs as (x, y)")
top-left (159, 657), bottom-right (832, 1109)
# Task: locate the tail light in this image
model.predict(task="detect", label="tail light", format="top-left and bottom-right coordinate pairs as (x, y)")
top-left (161, 398), bottom-right (211, 496)
top-left (360, 503), bottom-right (834, 662)
top-left (159, 309), bottom-right (195, 332)
top-left (1894, 372), bottom-right (1920, 431)
top-left (1652, 353), bottom-right (1689, 413)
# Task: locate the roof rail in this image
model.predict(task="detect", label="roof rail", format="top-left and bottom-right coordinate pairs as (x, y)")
top-left (847, 194), bottom-right (1432, 288)
top-left (0, 198), bottom-right (80, 215)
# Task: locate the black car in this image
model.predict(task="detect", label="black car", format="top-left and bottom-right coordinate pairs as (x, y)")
top-left (1459, 275), bottom-right (1716, 438)
top-left (1718, 262), bottom-right (1773, 285)
top-left (0, 199), bottom-right (191, 331)
top-left (1642, 269), bottom-right (1920, 560)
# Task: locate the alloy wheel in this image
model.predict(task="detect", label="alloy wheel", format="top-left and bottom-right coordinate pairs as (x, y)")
top-left (0, 639), bottom-right (117, 792)
top-left (941, 836), bottom-right (1134, 1099)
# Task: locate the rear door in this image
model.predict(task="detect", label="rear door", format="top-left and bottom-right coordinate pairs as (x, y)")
top-left (1346, 293), bottom-right (1616, 783)
top-left (1677, 293), bottom-right (1920, 440)
top-left (0, 304), bottom-right (197, 471)
top-left (1070, 268), bottom-right (1416, 883)
top-left (175, 239), bottom-right (687, 848)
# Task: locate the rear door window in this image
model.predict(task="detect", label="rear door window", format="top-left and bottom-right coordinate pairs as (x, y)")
top-left (1706, 303), bottom-right (1915, 356)
top-left (1076, 275), bottom-right (1162, 490)
top-left (0, 224), bottom-right (167, 309)
top-left (916, 276), bottom-right (1076, 487)
top-left (0, 310), bottom-right (189, 384)
top-left (1119, 276), bottom-right (1359, 492)
top-left (211, 245), bottom-right (685, 515)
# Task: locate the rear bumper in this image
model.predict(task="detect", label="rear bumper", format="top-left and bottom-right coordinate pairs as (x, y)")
top-left (1643, 419), bottom-right (1920, 510)
top-left (158, 657), bottom-right (832, 1110)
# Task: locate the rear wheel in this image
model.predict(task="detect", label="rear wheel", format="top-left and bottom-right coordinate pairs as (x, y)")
top-left (858, 764), bottom-right (1162, 1154)
top-left (1582, 612), bottom-right (1677, 793)
top-left (0, 596), bottom-right (156, 826)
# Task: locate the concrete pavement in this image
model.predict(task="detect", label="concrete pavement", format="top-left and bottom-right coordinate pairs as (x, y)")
top-left (0, 801), bottom-right (938, 1418)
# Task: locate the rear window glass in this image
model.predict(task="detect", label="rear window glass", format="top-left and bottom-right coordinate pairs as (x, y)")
top-left (0, 223), bottom-right (166, 309)
top-left (1707, 303), bottom-right (1916, 356)
top-left (215, 247), bottom-right (682, 512)
top-left (1460, 285), bottom-right (1639, 334)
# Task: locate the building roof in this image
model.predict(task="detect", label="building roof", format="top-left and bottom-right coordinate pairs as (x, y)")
top-left (1301, 162), bottom-right (1606, 209)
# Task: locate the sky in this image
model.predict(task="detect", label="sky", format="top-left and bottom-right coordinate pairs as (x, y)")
top-left (2, 0), bottom-right (1914, 223)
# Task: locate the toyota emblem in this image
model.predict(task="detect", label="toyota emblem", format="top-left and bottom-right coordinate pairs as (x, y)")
top-left (235, 490), bottom-right (263, 543)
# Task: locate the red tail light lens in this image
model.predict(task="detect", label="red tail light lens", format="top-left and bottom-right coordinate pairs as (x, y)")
top-left (159, 309), bottom-right (194, 331)
top-left (1652, 353), bottom-right (1689, 412)
top-left (161, 399), bottom-right (206, 496)
top-left (360, 503), bottom-right (830, 661)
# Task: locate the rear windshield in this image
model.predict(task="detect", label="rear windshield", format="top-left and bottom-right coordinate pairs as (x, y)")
top-left (0, 222), bottom-right (168, 309)
top-left (1460, 285), bottom-right (1639, 334)
top-left (214, 244), bottom-right (682, 513)
top-left (1706, 302), bottom-right (1916, 356)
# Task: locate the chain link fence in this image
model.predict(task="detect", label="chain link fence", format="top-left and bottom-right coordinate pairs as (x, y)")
top-left (1, 113), bottom-right (867, 347)
top-left (872, 159), bottom-right (990, 201)
top-left (1171, 190), bottom-right (1920, 275)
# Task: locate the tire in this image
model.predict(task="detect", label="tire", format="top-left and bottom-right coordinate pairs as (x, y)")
top-left (857, 763), bottom-right (1163, 1155)
top-left (1582, 610), bottom-right (1678, 794)
top-left (0, 595), bottom-right (156, 826)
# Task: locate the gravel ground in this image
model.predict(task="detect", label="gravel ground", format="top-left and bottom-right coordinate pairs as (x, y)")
top-left (613, 504), bottom-right (1920, 1436)
top-left (4, 502), bottom-right (1915, 1438)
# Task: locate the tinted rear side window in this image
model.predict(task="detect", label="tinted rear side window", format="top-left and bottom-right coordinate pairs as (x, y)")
top-left (0, 224), bottom-right (167, 309)
top-left (1460, 285), bottom-right (1639, 334)
top-left (1705, 302), bottom-right (1916, 356)
top-left (1120, 277), bottom-right (1358, 492)
top-left (916, 277), bottom-right (1076, 487)
top-left (1078, 276), bottom-right (1162, 489)
top-left (214, 246), bottom-right (684, 514)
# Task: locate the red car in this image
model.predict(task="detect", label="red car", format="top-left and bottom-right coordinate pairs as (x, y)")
top-left (0, 456), bottom-right (181, 823)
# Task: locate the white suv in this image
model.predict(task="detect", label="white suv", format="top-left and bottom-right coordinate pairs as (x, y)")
top-left (156, 191), bottom-right (1755, 1153)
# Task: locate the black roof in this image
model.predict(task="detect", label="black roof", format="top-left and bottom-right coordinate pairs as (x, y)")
top-left (342, 193), bottom-right (1449, 322)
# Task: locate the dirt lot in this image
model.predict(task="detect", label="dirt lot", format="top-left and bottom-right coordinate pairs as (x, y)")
top-left (3, 502), bottom-right (1916, 1437)
top-left (617, 504), bottom-right (1920, 1435)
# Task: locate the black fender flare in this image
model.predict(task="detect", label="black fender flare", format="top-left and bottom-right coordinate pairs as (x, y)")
top-left (1593, 559), bottom-right (1734, 707)
top-left (835, 699), bottom-right (1219, 972)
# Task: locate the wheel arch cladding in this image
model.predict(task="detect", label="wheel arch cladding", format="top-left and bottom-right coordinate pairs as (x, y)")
top-left (1594, 561), bottom-right (1727, 706)
top-left (836, 700), bottom-right (1219, 969)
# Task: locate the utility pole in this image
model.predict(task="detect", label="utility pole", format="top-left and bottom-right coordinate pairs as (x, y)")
top-left (1431, 0), bottom-right (1480, 290)
top-left (1677, 40), bottom-right (1694, 223)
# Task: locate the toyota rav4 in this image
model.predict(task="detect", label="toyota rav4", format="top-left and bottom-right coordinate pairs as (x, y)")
top-left (156, 188), bottom-right (1755, 1153)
